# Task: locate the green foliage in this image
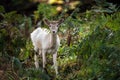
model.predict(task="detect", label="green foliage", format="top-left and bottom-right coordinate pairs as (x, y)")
top-left (19, 68), bottom-right (50, 80)
top-left (34, 3), bottom-right (57, 21)
top-left (94, 0), bottom-right (119, 13)
top-left (0, 5), bottom-right (5, 13)
top-left (75, 12), bottom-right (120, 80)
top-left (0, 1), bottom-right (120, 80)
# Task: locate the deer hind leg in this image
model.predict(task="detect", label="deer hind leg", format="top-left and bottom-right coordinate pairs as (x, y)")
top-left (34, 54), bottom-right (39, 69)
top-left (53, 52), bottom-right (58, 75)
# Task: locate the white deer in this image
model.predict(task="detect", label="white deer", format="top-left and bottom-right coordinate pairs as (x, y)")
top-left (30, 18), bottom-right (64, 75)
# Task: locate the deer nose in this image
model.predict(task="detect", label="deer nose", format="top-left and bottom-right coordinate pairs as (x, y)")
top-left (53, 31), bottom-right (55, 33)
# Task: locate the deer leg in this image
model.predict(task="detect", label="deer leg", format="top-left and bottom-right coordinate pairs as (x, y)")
top-left (39, 49), bottom-right (42, 56)
top-left (53, 52), bottom-right (58, 75)
top-left (34, 53), bottom-right (39, 69)
top-left (42, 50), bottom-right (46, 68)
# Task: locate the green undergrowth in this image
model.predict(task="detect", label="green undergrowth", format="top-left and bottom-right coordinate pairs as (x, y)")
top-left (0, 4), bottom-right (120, 80)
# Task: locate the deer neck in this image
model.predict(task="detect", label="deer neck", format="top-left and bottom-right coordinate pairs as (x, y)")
top-left (50, 33), bottom-right (57, 49)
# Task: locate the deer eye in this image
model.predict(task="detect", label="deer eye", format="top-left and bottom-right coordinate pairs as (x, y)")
top-left (55, 24), bottom-right (58, 27)
top-left (49, 24), bottom-right (52, 27)
top-left (57, 25), bottom-right (59, 27)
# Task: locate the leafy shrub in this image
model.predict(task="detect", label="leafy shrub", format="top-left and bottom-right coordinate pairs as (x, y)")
top-left (76, 12), bottom-right (120, 80)
top-left (0, 1), bottom-right (120, 80)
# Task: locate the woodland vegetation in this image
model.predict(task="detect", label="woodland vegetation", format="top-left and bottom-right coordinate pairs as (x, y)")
top-left (0, 0), bottom-right (120, 80)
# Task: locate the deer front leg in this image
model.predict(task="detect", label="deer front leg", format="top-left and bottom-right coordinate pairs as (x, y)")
top-left (53, 52), bottom-right (58, 75)
top-left (42, 50), bottom-right (46, 68)
top-left (34, 53), bottom-right (39, 69)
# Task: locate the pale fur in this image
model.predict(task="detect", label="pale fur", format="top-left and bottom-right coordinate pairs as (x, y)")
top-left (30, 27), bottom-right (60, 74)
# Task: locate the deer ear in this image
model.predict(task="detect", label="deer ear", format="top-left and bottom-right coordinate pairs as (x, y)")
top-left (58, 18), bottom-right (64, 25)
top-left (44, 18), bottom-right (50, 25)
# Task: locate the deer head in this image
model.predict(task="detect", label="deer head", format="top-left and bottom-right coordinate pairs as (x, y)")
top-left (44, 18), bottom-right (64, 34)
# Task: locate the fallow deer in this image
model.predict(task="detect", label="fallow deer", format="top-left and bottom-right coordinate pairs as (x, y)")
top-left (30, 18), bottom-right (64, 75)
